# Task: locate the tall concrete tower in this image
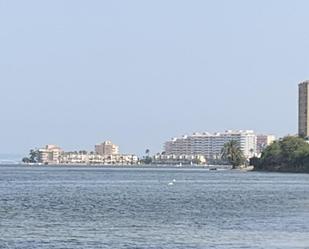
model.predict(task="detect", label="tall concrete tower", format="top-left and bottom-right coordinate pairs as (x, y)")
top-left (298, 81), bottom-right (309, 137)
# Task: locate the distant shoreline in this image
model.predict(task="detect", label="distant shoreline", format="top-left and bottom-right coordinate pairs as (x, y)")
top-left (4, 163), bottom-right (309, 173)
top-left (1, 163), bottom-right (233, 170)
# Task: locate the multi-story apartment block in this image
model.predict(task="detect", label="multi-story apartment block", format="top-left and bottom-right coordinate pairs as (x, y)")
top-left (299, 81), bottom-right (309, 137)
top-left (38, 144), bottom-right (63, 164)
top-left (95, 141), bottom-right (119, 156)
top-left (164, 130), bottom-right (257, 159)
top-left (256, 134), bottom-right (276, 155)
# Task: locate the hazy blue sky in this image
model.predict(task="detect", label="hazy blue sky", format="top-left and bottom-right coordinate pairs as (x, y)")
top-left (1, 0), bottom-right (309, 155)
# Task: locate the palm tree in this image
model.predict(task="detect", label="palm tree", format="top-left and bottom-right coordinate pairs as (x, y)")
top-left (145, 149), bottom-right (150, 157)
top-left (29, 149), bottom-right (39, 163)
top-left (144, 149), bottom-right (152, 164)
top-left (221, 140), bottom-right (245, 169)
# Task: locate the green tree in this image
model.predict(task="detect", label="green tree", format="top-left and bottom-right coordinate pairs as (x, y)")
top-left (29, 149), bottom-right (39, 163)
top-left (22, 149), bottom-right (40, 163)
top-left (143, 149), bottom-right (152, 164)
top-left (22, 157), bottom-right (30, 163)
top-left (221, 140), bottom-right (245, 169)
top-left (259, 140), bottom-right (281, 169)
top-left (252, 136), bottom-right (309, 172)
top-left (145, 149), bottom-right (150, 157)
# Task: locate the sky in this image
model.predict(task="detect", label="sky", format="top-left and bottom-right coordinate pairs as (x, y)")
top-left (0, 0), bottom-right (309, 156)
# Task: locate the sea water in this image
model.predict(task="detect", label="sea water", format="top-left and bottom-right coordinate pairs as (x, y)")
top-left (0, 165), bottom-right (308, 249)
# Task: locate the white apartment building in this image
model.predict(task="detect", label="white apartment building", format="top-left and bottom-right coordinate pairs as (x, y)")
top-left (38, 145), bottom-right (63, 164)
top-left (164, 130), bottom-right (257, 159)
top-left (95, 141), bottom-right (119, 156)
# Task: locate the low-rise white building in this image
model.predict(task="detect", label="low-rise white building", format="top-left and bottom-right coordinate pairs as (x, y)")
top-left (60, 152), bottom-right (139, 165)
top-left (152, 154), bottom-right (206, 165)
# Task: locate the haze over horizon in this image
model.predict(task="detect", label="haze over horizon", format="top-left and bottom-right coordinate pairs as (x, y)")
top-left (1, 0), bottom-right (309, 155)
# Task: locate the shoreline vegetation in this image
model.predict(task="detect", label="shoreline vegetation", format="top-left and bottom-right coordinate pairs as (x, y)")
top-left (250, 136), bottom-right (309, 173)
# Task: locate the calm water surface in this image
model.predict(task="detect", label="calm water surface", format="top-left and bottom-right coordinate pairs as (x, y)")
top-left (0, 165), bottom-right (309, 249)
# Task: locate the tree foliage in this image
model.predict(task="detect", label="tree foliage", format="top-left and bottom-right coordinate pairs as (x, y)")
top-left (140, 149), bottom-right (152, 164)
top-left (221, 140), bottom-right (246, 169)
top-left (251, 136), bottom-right (309, 172)
top-left (22, 149), bottom-right (40, 163)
